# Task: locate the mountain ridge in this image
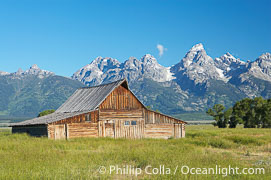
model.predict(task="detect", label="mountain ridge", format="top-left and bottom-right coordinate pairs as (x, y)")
top-left (1, 44), bottom-right (271, 116)
top-left (71, 44), bottom-right (271, 114)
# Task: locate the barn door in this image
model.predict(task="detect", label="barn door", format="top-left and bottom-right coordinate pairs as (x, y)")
top-left (54, 125), bottom-right (66, 140)
top-left (174, 124), bottom-right (182, 138)
top-left (105, 122), bottom-right (115, 138)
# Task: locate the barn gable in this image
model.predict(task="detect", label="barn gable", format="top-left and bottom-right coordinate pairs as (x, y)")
top-left (100, 84), bottom-right (144, 110)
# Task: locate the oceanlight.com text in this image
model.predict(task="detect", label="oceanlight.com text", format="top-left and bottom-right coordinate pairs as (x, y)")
top-left (98, 165), bottom-right (265, 177)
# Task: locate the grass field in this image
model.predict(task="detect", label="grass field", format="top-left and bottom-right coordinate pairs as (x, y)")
top-left (0, 126), bottom-right (270, 179)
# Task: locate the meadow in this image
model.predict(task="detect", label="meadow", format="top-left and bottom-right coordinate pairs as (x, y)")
top-left (0, 125), bottom-right (270, 179)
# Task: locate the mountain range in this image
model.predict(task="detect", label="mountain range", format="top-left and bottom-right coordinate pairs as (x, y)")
top-left (0, 65), bottom-right (84, 117)
top-left (1, 43), bottom-right (271, 117)
top-left (72, 43), bottom-right (271, 113)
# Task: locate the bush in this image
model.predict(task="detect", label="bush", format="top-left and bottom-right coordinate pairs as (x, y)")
top-left (38, 109), bottom-right (55, 117)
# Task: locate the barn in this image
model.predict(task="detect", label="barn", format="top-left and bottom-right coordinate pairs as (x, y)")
top-left (11, 79), bottom-right (186, 139)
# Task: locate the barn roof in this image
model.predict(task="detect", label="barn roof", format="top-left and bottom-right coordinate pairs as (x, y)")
top-left (56, 79), bottom-right (128, 113)
top-left (11, 110), bottom-right (93, 126)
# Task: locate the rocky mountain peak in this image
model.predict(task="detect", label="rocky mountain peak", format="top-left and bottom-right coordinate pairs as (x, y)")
top-left (171, 43), bottom-right (228, 84)
top-left (30, 64), bottom-right (40, 70)
top-left (15, 68), bottom-right (24, 75)
top-left (258, 53), bottom-right (271, 61)
top-left (189, 43), bottom-right (204, 52)
top-left (181, 43), bottom-right (213, 68)
top-left (24, 64), bottom-right (54, 77)
top-left (223, 52), bottom-right (235, 60)
top-left (140, 54), bottom-right (158, 65)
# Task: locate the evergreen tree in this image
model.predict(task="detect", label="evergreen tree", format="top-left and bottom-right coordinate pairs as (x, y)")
top-left (262, 99), bottom-right (271, 128)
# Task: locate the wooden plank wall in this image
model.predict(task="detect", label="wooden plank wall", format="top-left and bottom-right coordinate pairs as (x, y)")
top-left (99, 110), bottom-right (144, 139)
top-left (145, 124), bottom-right (174, 139)
top-left (144, 109), bottom-right (185, 138)
top-left (115, 119), bottom-right (144, 139)
top-left (99, 85), bottom-right (143, 110)
top-left (181, 124), bottom-right (185, 138)
top-left (174, 124), bottom-right (181, 138)
top-left (144, 109), bottom-right (180, 124)
top-left (99, 85), bottom-right (145, 139)
top-left (67, 123), bottom-right (98, 139)
top-left (47, 110), bottom-right (99, 139)
top-left (52, 111), bottom-right (98, 125)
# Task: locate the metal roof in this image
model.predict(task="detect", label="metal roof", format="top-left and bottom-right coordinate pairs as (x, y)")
top-left (56, 79), bottom-right (127, 113)
top-left (11, 110), bottom-right (93, 126)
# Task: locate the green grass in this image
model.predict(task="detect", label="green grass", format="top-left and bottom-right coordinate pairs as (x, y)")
top-left (0, 126), bottom-right (270, 179)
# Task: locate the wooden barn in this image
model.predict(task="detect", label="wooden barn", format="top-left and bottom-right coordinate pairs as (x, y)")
top-left (11, 79), bottom-right (186, 139)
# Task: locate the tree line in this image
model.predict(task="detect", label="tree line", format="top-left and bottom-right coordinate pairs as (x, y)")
top-left (207, 97), bottom-right (271, 128)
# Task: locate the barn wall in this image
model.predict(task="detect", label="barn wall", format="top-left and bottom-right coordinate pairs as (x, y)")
top-left (99, 109), bottom-right (144, 138)
top-left (12, 125), bottom-right (48, 137)
top-left (143, 109), bottom-right (186, 138)
top-left (48, 110), bottom-right (99, 139)
top-left (144, 124), bottom-right (174, 139)
top-left (67, 123), bottom-right (98, 139)
top-left (144, 109), bottom-right (179, 124)
top-left (99, 85), bottom-right (145, 139)
top-left (52, 110), bottom-right (98, 125)
top-left (182, 124), bottom-right (185, 138)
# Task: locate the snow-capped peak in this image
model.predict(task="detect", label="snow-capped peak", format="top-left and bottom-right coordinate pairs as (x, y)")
top-left (223, 52), bottom-right (236, 59)
top-left (140, 54), bottom-right (157, 64)
top-left (259, 53), bottom-right (271, 61)
top-left (22, 65), bottom-right (54, 77)
top-left (30, 64), bottom-right (40, 70)
top-left (189, 43), bottom-right (204, 52)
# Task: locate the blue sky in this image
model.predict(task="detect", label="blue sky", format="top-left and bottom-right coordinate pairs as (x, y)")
top-left (0, 0), bottom-right (270, 76)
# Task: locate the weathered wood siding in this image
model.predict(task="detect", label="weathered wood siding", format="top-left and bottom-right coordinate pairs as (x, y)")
top-left (144, 124), bottom-right (174, 139)
top-left (98, 119), bottom-right (145, 139)
top-left (51, 111), bottom-right (98, 125)
top-left (100, 85), bottom-right (143, 110)
top-left (181, 124), bottom-right (185, 138)
top-left (143, 109), bottom-right (185, 138)
top-left (67, 123), bottom-right (98, 138)
top-left (12, 125), bottom-right (48, 137)
top-left (99, 110), bottom-right (145, 138)
top-left (47, 110), bottom-right (99, 139)
top-left (174, 123), bottom-right (186, 138)
top-left (99, 85), bottom-right (145, 138)
top-left (144, 109), bottom-right (179, 124)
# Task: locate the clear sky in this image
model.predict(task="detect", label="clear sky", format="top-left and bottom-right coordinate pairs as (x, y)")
top-left (0, 0), bottom-right (270, 76)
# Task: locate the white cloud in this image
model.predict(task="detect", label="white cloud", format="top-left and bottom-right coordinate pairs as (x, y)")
top-left (156, 44), bottom-right (167, 57)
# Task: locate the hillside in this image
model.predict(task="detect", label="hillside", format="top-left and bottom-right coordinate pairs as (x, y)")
top-left (0, 65), bottom-right (84, 117)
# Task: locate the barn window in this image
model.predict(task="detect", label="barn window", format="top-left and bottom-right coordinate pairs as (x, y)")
top-left (85, 114), bottom-right (90, 121)
top-left (124, 121), bottom-right (130, 126)
top-left (131, 121), bottom-right (137, 125)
